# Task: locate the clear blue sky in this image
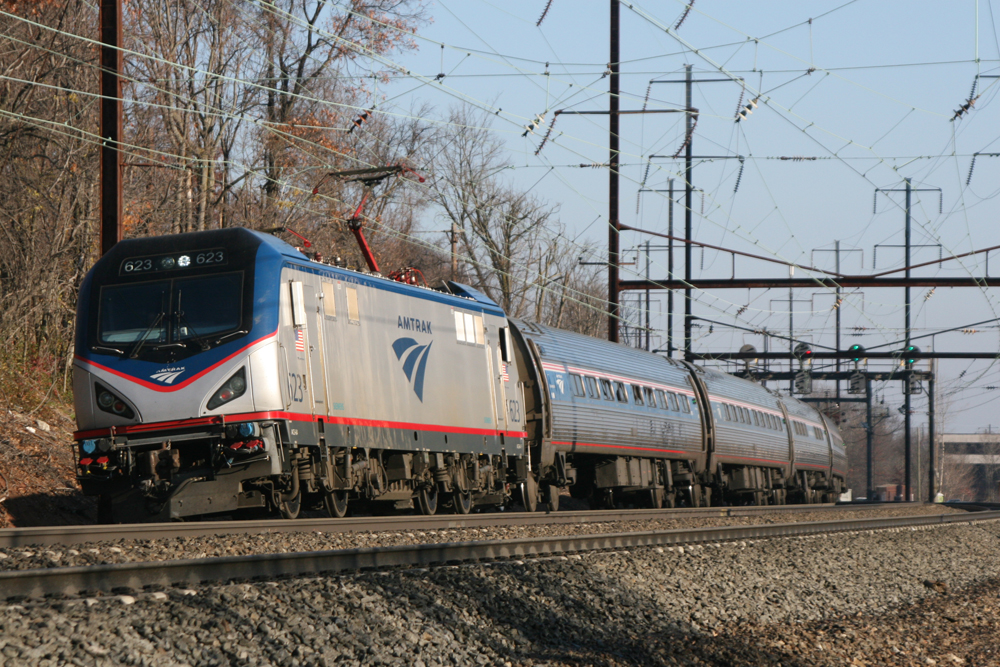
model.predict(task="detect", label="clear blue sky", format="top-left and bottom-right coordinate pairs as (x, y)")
top-left (375, 1), bottom-right (1000, 432)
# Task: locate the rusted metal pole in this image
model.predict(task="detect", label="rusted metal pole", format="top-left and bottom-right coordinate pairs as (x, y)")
top-left (100, 0), bottom-right (122, 256)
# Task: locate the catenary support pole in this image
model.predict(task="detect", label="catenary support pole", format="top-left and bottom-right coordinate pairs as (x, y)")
top-left (667, 179), bottom-right (674, 357)
top-left (928, 367), bottom-right (936, 502)
top-left (866, 377), bottom-right (874, 499)
top-left (608, 0), bottom-right (620, 343)
top-left (100, 0), bottom-right (122, 256)
top-left (683, 64), bottom-right (693, 359)
top-left (904, 178), bottom-right (912, 501)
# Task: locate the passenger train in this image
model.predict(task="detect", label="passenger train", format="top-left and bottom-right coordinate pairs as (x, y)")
top-left (72, 228), bottom-right (846, 522)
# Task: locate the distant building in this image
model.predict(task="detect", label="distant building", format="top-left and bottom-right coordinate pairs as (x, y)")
top-left (940, 432), bottom-right (1000, 502)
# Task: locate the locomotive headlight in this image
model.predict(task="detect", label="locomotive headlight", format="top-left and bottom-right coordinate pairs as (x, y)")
top-left (81, 439), bottom-right (97, 455)
top-left (160, 256), bottom-right (176, 270)
top-left (207, 367), bottom-right (248, 410)
top-left (178, 254), bottom-right (191, 268)
top-left (229, 375), bottom-right (247, 393)
top-left (94, 383), bottom-right (136, 419)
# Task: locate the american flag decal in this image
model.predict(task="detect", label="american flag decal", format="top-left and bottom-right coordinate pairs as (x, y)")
top-left (295, 328), bottom-right (306, 352)
top-left (501, 362), bottom-right (509, 382)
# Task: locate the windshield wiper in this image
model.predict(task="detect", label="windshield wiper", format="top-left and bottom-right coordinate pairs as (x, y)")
top-left (129, 311), bottom-right (166, 359)
top-left (174, 290), bottom-right (210, 352)
top-left (214, 329), bottom-right (248, 345)
top-left (92, 345), bottom-right (125, 356)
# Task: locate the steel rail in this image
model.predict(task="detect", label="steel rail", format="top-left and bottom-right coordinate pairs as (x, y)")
top-left (3, 510), bottom-right (998, 601)
top-left (0, 503), bottom-right (871, 548)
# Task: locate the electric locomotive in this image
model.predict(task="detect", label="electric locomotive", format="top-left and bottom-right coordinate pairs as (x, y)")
top-left (72, 228), bottom-right (846, 522)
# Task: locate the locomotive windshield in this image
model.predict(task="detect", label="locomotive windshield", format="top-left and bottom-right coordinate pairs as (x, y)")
top-left (97, 272), bottom-right (243, 361)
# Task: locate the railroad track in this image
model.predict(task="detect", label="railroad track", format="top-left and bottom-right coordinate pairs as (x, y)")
top-left (0, 502), bottom-right (871, 549)
top-left (3, 508), bottom-right (998, 601)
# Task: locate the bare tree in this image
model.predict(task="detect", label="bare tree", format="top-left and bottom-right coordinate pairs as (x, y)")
top-left (430, 106), bottom-right (562, 317)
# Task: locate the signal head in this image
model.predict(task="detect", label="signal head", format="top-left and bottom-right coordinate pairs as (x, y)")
top-left (848, 344), bottom-right (866, 362)
top-left (793, 342), bottom-right (812, 360)
top-left (903, 345), bottom-right (920, 365)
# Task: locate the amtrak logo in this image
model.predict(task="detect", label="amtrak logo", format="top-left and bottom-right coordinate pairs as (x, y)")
top-left (150, 367), bottom-right (185, 384)
top-left (392, 338), bottom-right (433, 401)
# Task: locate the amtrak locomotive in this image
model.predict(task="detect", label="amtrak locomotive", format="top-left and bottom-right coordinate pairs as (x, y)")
top-left (72, 228), bottom-right (846, 522)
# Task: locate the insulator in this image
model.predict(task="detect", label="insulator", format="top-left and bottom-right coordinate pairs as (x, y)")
top-left (536, 0), bottom-right (554, 26)
top-left (967, 155), bottom-right (977, 186)
top-left (734, 86), bottom-right (745, 120)
top-left (348, 108), bottom-right (373, 133)
top-left (522, 113), bottom-right (546, 137)
top-left (642, 82), bottom-right (653, 113)
top-left (969, 77), bottom-right (979, 100)
top-left (672, 115), bottom-right (697, 158)
top-left (924, 288), bottom-right (935, 301)
top-left (736, 305), bottom-right (748, 317)
top-left (674, 0), bottom-right (694, 30)
top-left (534, 115), bottom-right (557, 156)
top-left (733, 160), bottom-right (744, 194)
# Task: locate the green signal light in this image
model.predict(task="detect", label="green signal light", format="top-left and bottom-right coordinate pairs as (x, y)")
top-left (848, 344), bottom-right (865, 361)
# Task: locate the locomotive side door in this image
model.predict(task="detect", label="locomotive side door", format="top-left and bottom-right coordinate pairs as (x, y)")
top-left (301, 281), bottom-right (329, 413)
top-left (285, 279), bottom-right (314, 412)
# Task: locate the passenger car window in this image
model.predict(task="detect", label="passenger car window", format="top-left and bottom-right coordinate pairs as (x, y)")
top-left (655, 389), bottom-right (667, 410)
top-left (570, 374), bottom-right (585, 397)
top-left (644, 387), bottom-right (656, 408)
top-left (600, 379), bottom-right (614, 401)
top-left (631, 385), bottom-right (644, 405)
top-left (614, 381), bottom-right (628, 403)
top-left (586, 376), bottom-right (600, 398)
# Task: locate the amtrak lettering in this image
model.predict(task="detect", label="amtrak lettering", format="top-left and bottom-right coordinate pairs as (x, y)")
top-left (397, 316), bottom-right (432, 334)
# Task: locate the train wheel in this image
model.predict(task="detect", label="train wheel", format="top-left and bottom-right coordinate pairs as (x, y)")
top-left (544, 484), bottom-right (560, 512)
top-left (520, 474), bottom-right (539, 512)
top-left (324, 491), bottom-right (349, 518)
top-left (418, 486), bottom-right (439, 515)
top-left (453, 490), bottom-right (473, 514)
top-left (279, 490), bottom-right (301, 520)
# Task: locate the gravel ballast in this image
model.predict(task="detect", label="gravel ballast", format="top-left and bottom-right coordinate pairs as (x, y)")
top-left (0, 516), bottom-right (998, 666)
top-left (0, 504), bottom-right (962, 572)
